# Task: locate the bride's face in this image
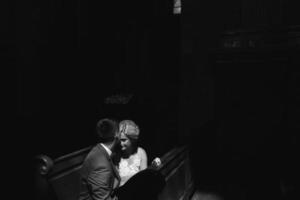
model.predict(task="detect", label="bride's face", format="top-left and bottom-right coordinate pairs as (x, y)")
top-left (120, 133), bottom-right (132, 151)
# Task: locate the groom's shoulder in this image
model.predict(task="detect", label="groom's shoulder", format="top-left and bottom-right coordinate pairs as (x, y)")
top-left (84, 145), bottom-right (107, 164)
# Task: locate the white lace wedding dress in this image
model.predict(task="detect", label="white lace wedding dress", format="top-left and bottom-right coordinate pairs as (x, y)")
top-left (118, 153), bottom-right (142, 186)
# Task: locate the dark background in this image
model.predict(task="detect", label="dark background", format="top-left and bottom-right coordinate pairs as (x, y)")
top-left (181, 0), bottom-right (300, 199)
top-left (16, 0), bottom-right (179, 161)
top-left (12, 0), bottom-right (300, 199)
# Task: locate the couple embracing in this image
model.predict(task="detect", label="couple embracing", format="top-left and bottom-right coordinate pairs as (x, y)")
top-left (78, 119), bottom-right (164, 200)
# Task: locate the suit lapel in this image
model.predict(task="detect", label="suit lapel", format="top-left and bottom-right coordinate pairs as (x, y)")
top-left (110, 158), bottom-right (121, 181)
top-left (97, 144), bottom-right (121, 184)
top-left (110, 159), bottom-right (120, 189)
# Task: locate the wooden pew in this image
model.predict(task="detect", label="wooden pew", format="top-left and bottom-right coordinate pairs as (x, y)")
top-left (34, 145), bottom-right (194, 200)
top-left (35, 146), bottom-right (93, 200)
top-left (157, 146), bottom-right (194, 200)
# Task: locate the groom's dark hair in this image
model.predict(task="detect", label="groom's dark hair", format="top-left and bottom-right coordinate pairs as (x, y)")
top-left (96, 118), bottom-right (118, 143)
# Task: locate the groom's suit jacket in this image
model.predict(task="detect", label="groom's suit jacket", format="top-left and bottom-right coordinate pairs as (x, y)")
top-left (78, 144), bottom-right (120, 200)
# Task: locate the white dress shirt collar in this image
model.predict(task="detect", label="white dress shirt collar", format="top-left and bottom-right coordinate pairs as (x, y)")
top-left (100, 143), bottom-right (112, 156)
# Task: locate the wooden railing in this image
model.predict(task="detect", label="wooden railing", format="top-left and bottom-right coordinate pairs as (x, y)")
top-left (157, 146), bottom-right (194, 200)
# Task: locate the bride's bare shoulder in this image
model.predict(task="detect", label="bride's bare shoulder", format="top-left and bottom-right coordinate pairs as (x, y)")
top-left (137, 147), bottom-right (147, 157)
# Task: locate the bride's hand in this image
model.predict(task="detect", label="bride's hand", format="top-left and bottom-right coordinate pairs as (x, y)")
top-left (151, 157), bottom-right (162, 168)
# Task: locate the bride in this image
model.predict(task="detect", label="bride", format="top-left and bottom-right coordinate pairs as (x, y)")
top-left (115, 120), bottom-right (161, 186)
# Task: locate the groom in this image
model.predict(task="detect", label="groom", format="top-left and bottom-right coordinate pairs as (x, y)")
top-left (78, 118), bottom-right (121, 200)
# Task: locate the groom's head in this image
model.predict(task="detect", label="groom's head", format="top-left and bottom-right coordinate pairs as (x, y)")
top-left (96, 118), bottom-right (119, 145)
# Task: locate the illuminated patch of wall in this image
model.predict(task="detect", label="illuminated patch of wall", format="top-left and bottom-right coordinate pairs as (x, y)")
top-left (174, 0), bottom-right (181, 14)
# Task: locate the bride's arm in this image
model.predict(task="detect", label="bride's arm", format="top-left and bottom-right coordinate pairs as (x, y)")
top-left (138, 147), bottom-right (148, 170)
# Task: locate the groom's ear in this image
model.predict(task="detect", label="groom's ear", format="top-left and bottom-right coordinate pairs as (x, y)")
top-left (115, 131), bottom-right (121, 142)
top-left (114, 135), bottom-right (121, 148)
